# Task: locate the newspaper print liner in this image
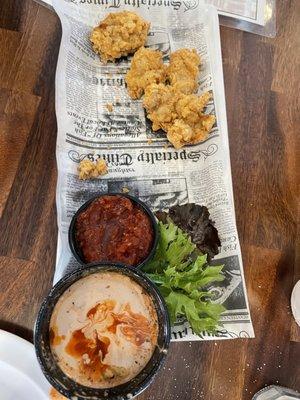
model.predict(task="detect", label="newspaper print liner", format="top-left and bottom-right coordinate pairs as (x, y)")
top-left (51, 0), bottom-right (255, 341)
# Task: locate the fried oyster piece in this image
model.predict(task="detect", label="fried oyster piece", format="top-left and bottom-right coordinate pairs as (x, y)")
top-left (125, 47), bottom-right (167, 99)
top-left (90, 11), bottom-right (150, 62)
top-left (50, 388), bottom-right (67, 400)
top-left (143, 84), bottom-right (215, 149)
top-left (143, 84), bottom-right (178, 131)
top-left (171, 91), bottom-right (216, 147)
top-left (78, 159), bottom-right (108, 180)
top-left (167, 115), bottom-right (216, 149)
top-left (166, 48), bottom-right (201, 94)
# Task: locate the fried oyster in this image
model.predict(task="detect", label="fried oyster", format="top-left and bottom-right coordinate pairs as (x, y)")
top-left (166, 48), bottom-right (201, 94)
top-left (143, 84), bottom-right (178, 131)
top-left (125, 47), bottom-right (167, 99)
top-left (143, 84), bottom-right (215, 149)
top-left (78, 159), bottom-right (108, 180)
top-left (90, 11), bottom-right (150, 62)
top-left (49, 388), bottom-right (67, 400)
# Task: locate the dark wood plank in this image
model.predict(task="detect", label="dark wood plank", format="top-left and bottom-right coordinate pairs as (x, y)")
top-left (0, 88), bottom-right (41, 214)
top-left (0, 0), bottom-right (299, 399)
top-left (0, 0), bottom-right (24, 31)
top-left (0, 256), bottom-right (48, 342)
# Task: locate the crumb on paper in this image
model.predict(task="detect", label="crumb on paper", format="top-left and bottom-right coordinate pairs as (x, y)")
top-left (106, 103), bottom-right (114, 112)
top-left (122, 187), bottom-right (130, 193)
top-left (90, 11), bottom-right (150, 62)
top-left (49, 387), bottom-right (67, 399)
top-left (78, 159), bottom-right (108, 180)
top-left (125, 47), bottom-right (167, 99)
top-left (143, 83), bottom-right (215, 149)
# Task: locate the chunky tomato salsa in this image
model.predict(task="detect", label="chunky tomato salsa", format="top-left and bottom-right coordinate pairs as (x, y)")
top-left (75, 195), bottom-right (154, 266)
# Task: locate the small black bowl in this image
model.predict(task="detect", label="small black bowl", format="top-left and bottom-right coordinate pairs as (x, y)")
top-left (68, 193), bottom-right (159, 269)
top-left (34, 263), bottom-right (170, 400)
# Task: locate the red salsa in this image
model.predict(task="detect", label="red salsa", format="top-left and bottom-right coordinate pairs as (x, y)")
top-left (75, 195), bottom-right (154, 266)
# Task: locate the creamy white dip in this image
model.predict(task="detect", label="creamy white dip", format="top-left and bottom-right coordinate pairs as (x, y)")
top-left (50, 272), bottom-right (158, 388)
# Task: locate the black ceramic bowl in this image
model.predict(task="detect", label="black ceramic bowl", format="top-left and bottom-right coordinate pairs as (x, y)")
top-left (68, 193), bottom-right (159, 269)
top-left (34, 263), bottom-right (170, 400)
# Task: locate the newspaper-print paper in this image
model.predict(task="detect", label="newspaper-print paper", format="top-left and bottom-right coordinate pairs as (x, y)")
top-left (52, 0), bottom-right (254, 341)
top-left (38, 0), bottom-right (267, 27)
top-left (206, 0), bottom-right (266, 25)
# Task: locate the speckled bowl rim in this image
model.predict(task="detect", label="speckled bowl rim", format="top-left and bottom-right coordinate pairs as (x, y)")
top-left (34, 263), bottom-right (170, 400)
top-left (68, 193), bottom-right (159, 269)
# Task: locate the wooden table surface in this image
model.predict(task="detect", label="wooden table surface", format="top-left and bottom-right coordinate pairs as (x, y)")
top-left (0, 1), bottom-right (299, 399)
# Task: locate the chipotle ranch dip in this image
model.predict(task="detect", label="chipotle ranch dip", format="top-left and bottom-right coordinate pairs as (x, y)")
top-left (49, 271), bottom-right (158, 388)
top-left (75, 195), bottom-right (154, 266)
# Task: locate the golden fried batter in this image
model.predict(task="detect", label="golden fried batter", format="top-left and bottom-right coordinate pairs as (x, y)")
top-left (143, 84), bottom-right (178, 131)
top-left (125, 47), bottom-right (167, 99)
top-left (143, 84), bottom-right (215, 149)
top-left (174, 92), bottom-right (214, 125)
top-left (50, 388), bottom-right (67, 400)
top-left (166, 120), bottom-right (194, 148)
top-left (78, 159), bottom-right (108, 180)
top-left (166, 48), bottom-right (201, 94)
top-left (90, 11), bottom-right (150, 62)
top-left (167, 115), bottom-right (216, 148)
top-left (105, 103), bottom-right (114, 112)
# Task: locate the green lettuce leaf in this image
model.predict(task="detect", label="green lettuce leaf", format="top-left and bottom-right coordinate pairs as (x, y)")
top-left (143, 220), bottom-right (225, 335)
top-left (156, 203), bottom-right (221, 260)
top-left (144, 221), bottom-right (196, 273)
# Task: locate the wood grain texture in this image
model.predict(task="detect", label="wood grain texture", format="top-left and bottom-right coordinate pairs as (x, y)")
top-left (0, 1), bottom-right (299, 399)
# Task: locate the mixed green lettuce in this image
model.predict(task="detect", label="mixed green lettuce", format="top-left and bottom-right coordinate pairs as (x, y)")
top-left (143, 221), bottom-right (225, 335)
top-left (156, 203), bottom-right (221, 260)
